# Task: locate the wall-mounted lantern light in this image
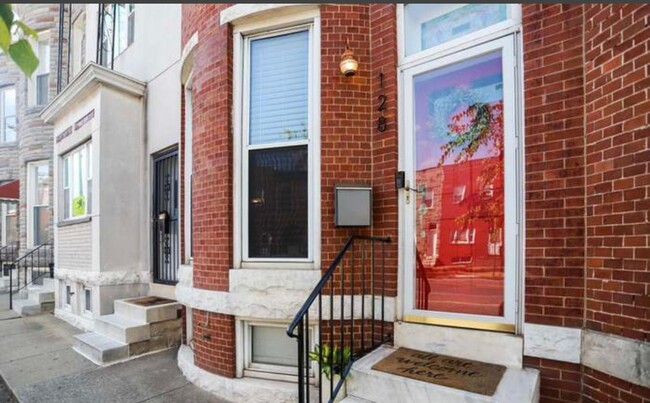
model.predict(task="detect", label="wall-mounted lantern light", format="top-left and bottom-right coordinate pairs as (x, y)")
top-left (339, 43), bottom-right (358, 77)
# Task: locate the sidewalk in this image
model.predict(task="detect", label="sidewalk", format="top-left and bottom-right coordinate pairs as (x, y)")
top-left (0, 292), bottom-right (224, 403)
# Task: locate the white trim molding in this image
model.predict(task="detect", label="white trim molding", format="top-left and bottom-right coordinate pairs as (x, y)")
top-left (582, 329), bottom-right (650, 388)
top-left (523, 323), bottom-right (581, 364)
top-left (41, 62), bottom-right (146, 123)
top-left (220, 4), bottom-right (317, 26)
top-left (176, 265), bottom-right (396, 321)
top-left (54, 267), bottom-right (151, 286)
top-left (394, 321), bottom-right (523, 368)
top-left (180, 32), bottom-right (198, 85)
top-left (178, 345), bottom-right (302, 403)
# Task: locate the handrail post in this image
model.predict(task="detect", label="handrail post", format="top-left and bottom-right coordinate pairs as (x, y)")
top-left (9, 265), bottom-right (13, 310)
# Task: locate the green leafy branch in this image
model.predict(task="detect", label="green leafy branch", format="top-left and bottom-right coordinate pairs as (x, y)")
top-left (309, 344), bottom-right (352, 381)
top-left (437, 101), bottom-right (505, 236)
top-left (0, 4), bottom-right (39, 77)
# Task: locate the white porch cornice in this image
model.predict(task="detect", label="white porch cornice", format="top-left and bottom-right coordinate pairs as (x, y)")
top-left (41, 62), bottom-right (146, 124)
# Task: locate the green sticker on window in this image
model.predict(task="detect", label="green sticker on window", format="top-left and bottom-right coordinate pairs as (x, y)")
top-left (72, 195), bottom-right (85, 217)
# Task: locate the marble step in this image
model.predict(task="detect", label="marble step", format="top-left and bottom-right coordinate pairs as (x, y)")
top-left (346, 346), bottom-right (540, 403)
top-left (73, 332), bottom-right (129, 366)
top-left (28, 287), bottom-right (55, 303)
top-left (94, 314), bottom-right (150, 344)
top-left (340, 397), bottom-right (374, 403)
top-left (11, 298), bottom-right (53, 316)
top-left (114, 297), bottom-right (181, 324)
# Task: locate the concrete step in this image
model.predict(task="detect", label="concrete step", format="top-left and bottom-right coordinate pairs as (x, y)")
top-left (73, 332), bottom-right (129, 366)
top-left (27, 287), bottom-right (55, 304)
top-left (41, 277), bottom-right (55, 289)
top-left (114, 297), bottom-right (181, 324)
top-left (340, 397), bottom-right (374, 403)
top-left (346, 346), bottom-right (540, 403)
top-left (94, 314), bottom-right (150, 344)
top-left (11, 298), bottom-right (53, 316)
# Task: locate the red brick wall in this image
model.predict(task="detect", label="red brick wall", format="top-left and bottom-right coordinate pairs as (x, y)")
top-left (192, 309), bottom-right (236, 377)
top-left (524, 357), bottom-right (583, 403)
top-left (182, 3), bottom-right (235, 376)
top-left (320, 4), bottom-right (373, 265)
top-left (183, 4), bottom-right (233, 292)
top-left (370, 4), bottom-right (399, 297)
top-left (583, 3), bottom-right (650, 342)
top-left (523, 3), bottom-right (650, 402)
top-left (583, 367), bottom-right (650, 403)
top-left (523, 3), bottom-right (586, 328)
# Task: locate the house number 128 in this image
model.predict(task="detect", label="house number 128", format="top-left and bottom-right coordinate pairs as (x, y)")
top-left (378, 72), bottom-right (387, 132)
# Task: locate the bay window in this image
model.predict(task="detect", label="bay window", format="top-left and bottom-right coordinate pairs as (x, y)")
top-left (63, 142), bottom-right (92, 220)
top-left (240, 25), bottom-right (317, 263)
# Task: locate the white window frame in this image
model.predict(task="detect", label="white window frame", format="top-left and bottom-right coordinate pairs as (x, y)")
top-left (62, 142), bottom-right (92, 220)
top-left (238, 319), bottom-right (315, 382)
top-left (0, 86), bottom-right (16, 143)
top-left (115, 3), bottom-right (135, 55)
top-left (400, 33), bottom-right (522, 331)
top-left (63, 283), bottom-right (73, 311)
top-left (70, 13), bottom-right (85, 78)
top-left (397, 4), bottom-right (522, 68)
top-left (232, 8), bottom-right (321, 270)
top-left (452, 185), bottom-right (466, 204)
top-left (450, 228), bottom-right (476, 244)
top-left (184, 76), bottom-right (193, 263)
top-left (28, 31), bottom-right (50, 107)
top-left (488, 227), bottom-right (503, 256)
top-left (83, 286), bottom-right (92, 315)
top-left (26, 160), bottom-right (49, 247)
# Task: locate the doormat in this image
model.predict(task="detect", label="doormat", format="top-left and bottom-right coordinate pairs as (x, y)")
top-left (371, 347), bottom-right (506, 396)
top-left (127, 296), bottom-right (176, 307)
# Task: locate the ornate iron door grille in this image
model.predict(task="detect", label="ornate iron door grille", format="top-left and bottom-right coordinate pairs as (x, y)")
top-left (152, 149), bottom-right (179, 285)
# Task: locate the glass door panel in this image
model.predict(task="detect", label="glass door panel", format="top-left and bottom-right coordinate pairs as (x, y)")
top-left (403, 36), bottom-right (517, 330)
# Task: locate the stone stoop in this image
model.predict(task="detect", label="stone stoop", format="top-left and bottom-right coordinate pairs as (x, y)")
top-left (10, 277), bottom-right (56, 316)
top-left (344, 346), bottom-right (540, 403)
top-left (73, 297), bottom-right (182, 366)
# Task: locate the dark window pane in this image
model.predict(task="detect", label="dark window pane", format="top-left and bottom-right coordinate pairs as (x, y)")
top-left (36, 74), bottom-right (49, 105)
top-left (248, 146), bottom-right (308, 258)
top-left (34, 206), bottom-right (51, 245)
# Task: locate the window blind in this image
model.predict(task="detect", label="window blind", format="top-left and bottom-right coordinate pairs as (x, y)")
top-left (249, 30), bottom-right (309, 146)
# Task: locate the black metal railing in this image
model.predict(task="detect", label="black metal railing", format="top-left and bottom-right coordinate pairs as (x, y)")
top-left (0, 242), bottom-right (19, 277)
top-left (287, 235), bottom-right (392, 403)
top-left (9, 244), bottom-right (54, 310)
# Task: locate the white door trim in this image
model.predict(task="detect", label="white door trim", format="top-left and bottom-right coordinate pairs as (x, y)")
top-left (399, 35), bottom-right (521, 332)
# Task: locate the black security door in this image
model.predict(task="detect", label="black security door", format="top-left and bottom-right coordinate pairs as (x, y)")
top-left (152, 149), bottom-right (179, 284)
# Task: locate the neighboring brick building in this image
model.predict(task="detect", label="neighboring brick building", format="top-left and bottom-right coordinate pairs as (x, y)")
top-left (176, 3), bottom-right (649, 402)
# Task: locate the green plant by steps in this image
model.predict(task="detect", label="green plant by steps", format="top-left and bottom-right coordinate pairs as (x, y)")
top-left (0, 4), bottom-right (39, 77)
top-left (309, 344), bottom-right (352, 381)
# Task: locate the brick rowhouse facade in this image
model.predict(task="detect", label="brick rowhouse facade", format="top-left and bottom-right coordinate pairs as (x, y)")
top-left (181, 3), bottom-right (649, 402)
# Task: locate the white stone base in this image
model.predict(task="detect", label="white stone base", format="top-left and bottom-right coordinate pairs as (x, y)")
top-left (394, 322), bottom-right (523, 368)
top-left (346, 345), bottom-right (540, 403)
top-left (55, 308), bottom-right (95, 332)
top-left (178, 345), bottom-right (311, 403)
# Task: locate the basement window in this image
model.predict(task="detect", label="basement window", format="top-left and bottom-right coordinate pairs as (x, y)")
top-left (64, 284), bottom-right (72, 308)
top-left (242, 321), bottom-right (307, 381)
top-left (84, 287), bottom-right (92, 314)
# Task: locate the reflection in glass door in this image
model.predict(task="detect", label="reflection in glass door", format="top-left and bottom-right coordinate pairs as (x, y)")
top-left (403, 36), bottom-right (517, 331)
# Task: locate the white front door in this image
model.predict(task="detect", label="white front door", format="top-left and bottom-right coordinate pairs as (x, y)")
top-left (401, 35), bottom-right (520, 332)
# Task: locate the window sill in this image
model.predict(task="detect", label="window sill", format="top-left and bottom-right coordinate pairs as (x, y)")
top-left (0, 141), bottom-right (18, 148)
top-left (57, 216), bottom-right (92, 227)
